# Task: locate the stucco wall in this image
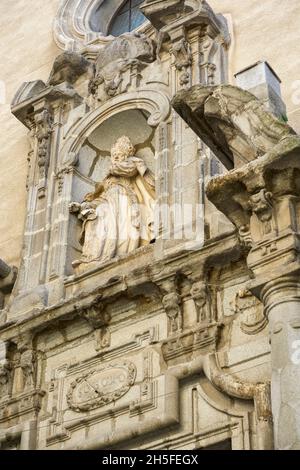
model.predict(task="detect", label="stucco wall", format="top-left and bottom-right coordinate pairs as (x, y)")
top-left (0, 0), bottom-right (60, 267)
top-left (0, 0), bottom-right (299, 268)
top-left (209, 0), bottom-right (300, 132)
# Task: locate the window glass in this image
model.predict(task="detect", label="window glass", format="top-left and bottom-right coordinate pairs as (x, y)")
top-left (109, 0), bottom-right (146, 36)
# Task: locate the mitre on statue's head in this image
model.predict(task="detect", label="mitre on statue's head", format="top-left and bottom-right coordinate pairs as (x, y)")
top-left (111, 136), bottom-right (135, 162)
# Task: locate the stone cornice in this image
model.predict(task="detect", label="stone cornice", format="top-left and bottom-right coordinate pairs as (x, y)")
top-left (0, 231), bottom-right (240, 343)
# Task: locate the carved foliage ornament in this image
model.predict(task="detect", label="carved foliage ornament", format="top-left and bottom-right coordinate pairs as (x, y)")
top-left (67, 361), bottom-right (136, 412)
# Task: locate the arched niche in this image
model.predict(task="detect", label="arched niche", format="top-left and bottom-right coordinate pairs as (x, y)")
top-left (76, 109), bottom-right (156, 183)
top-left (61, 89), bottom-right (171, 274)
top-left (61, 89), bottom-right (170, 162)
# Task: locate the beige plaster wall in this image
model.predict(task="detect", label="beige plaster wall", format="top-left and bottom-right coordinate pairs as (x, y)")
top-left (0, 0), bottom-right (299, 268)
top-left (209, 0), bottom-right (300, 131)
top-left (0, 0), bottom-right (60, 267)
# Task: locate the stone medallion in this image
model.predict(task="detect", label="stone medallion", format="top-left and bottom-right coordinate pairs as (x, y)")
top-left (67, 361), bottom-right (136, 412)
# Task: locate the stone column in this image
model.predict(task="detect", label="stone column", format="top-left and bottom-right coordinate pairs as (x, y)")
top-left (252, 275), bottom-right (300, 449)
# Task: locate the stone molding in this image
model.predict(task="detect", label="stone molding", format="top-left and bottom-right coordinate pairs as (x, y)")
top-left (53, 0), bottom-right (152, 52)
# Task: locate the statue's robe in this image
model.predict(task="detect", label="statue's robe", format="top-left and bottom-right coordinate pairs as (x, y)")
top-left (79, 156), bottom-right (155, 264)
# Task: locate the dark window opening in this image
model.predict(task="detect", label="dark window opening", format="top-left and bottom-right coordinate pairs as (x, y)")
top-left (108, 0), bottom-right (146, 36)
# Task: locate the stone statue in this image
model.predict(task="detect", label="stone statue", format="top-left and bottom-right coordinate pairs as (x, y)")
top-left (70, 136), bottom-right (156, 268)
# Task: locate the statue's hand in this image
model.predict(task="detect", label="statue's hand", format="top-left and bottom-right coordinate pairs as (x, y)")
top-left (69, 202), bottom-right (81, 214)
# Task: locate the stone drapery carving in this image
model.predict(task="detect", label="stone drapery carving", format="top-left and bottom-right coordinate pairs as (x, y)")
top-left (70, 136), bottom-right (156, 269)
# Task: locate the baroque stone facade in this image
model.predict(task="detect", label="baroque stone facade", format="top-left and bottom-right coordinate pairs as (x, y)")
top-left (0, 0), bottom-right (299, 451)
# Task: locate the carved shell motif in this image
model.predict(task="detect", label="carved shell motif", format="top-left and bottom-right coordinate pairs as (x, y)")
top-left (67, 361), bottom-right (136, 412)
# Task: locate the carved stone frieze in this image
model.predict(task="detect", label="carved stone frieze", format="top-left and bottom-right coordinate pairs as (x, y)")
top-left (0, 390), bottom-right (45, 424)
top-left (67, 361), bottom-right (136, 412)
top-left (162, 324), bottom-right (218, 364)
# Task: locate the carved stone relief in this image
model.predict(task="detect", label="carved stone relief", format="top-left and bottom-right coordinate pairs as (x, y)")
top-left (170, 37), bottom-right (193, 88)
top-left (67, 361), bottom-right (136, 412)
top-left (231, 288), bottom-right (267, 335)
top-left (190, 281), bottom-right (210, 323)
top-left (89, 33), bottom-right (156, 103)
top-left (34, 109), bottom-right (53, 199)
top-left (0, 363), bottom-right (11, 399)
